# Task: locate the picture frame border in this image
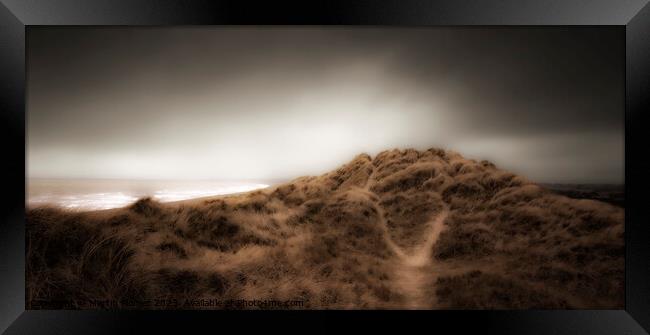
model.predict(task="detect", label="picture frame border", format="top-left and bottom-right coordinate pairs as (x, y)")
top-left (1, 1), bottom-right (649, 333)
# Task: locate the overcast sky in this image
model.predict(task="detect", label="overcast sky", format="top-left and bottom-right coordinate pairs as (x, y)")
top-left (27, 27), bottom-right (624, 183)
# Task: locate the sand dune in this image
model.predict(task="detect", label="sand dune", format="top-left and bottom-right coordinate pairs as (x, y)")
top-left (26, 148), bottom-right (624, 309)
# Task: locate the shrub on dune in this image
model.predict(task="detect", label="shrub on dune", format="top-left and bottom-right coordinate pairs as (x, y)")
top-left (129, 197), bottom-right (164, 217)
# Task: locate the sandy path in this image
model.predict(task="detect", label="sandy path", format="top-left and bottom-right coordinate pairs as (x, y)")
top-left (362, 165), bottom-right (449, 308)
top-left (364, 189), bottom-right (448, 309)
top-left (390, 208), bottom-right (448, 309)
top-left (401, 210), bottom-right (448, 267)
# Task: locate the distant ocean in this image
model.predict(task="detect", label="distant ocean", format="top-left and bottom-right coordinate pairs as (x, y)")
top-left (27, 178), bottom-right (281, 210)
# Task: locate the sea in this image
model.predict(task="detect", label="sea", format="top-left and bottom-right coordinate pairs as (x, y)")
top-left (26, 178), bottom-right (279, 211)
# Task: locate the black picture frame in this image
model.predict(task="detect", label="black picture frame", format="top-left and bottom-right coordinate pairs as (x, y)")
top-left (1, 0), bottom-right (649, 334)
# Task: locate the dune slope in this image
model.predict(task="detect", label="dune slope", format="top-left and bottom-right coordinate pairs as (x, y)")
top-left (26, 148), bottom-right (624, 309)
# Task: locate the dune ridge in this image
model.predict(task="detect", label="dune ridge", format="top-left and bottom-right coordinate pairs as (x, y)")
top-left (26, 148), bottom-right (624, 309)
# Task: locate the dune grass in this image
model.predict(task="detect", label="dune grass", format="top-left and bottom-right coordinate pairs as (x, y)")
top-left (26, 148), bottom-right (624, 309)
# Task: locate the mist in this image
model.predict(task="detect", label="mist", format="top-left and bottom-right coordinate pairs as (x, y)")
top-left (27, 27), bottom-right (624, 184)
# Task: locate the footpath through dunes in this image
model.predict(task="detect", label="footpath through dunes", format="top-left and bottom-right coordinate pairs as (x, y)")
top-left (26, 148), bottom-right (625, 309)
top-left (388, 208), bottom-right (449, 309)
top-left (332, 157), bottom-right (451, 308)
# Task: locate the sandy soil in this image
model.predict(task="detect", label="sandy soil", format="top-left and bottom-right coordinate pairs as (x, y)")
top-left (390, 208), bottom-right (448, 309)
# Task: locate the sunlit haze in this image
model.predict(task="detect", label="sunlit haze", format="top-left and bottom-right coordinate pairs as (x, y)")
top-left (28, 27), bottom-right (624, 184)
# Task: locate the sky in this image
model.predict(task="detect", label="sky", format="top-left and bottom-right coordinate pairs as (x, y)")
top-left (27, 27), bottom-right (624, 184)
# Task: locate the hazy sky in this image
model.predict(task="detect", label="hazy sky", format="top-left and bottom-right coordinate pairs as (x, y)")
top-left (27, 27), bottom-right (624, 183)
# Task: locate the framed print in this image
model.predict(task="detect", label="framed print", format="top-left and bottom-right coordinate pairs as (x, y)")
top-left (1, 0), bottom-right (650, 334)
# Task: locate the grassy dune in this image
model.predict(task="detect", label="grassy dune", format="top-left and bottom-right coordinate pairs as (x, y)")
top-left (26, 148), bottom-right (624, 309)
